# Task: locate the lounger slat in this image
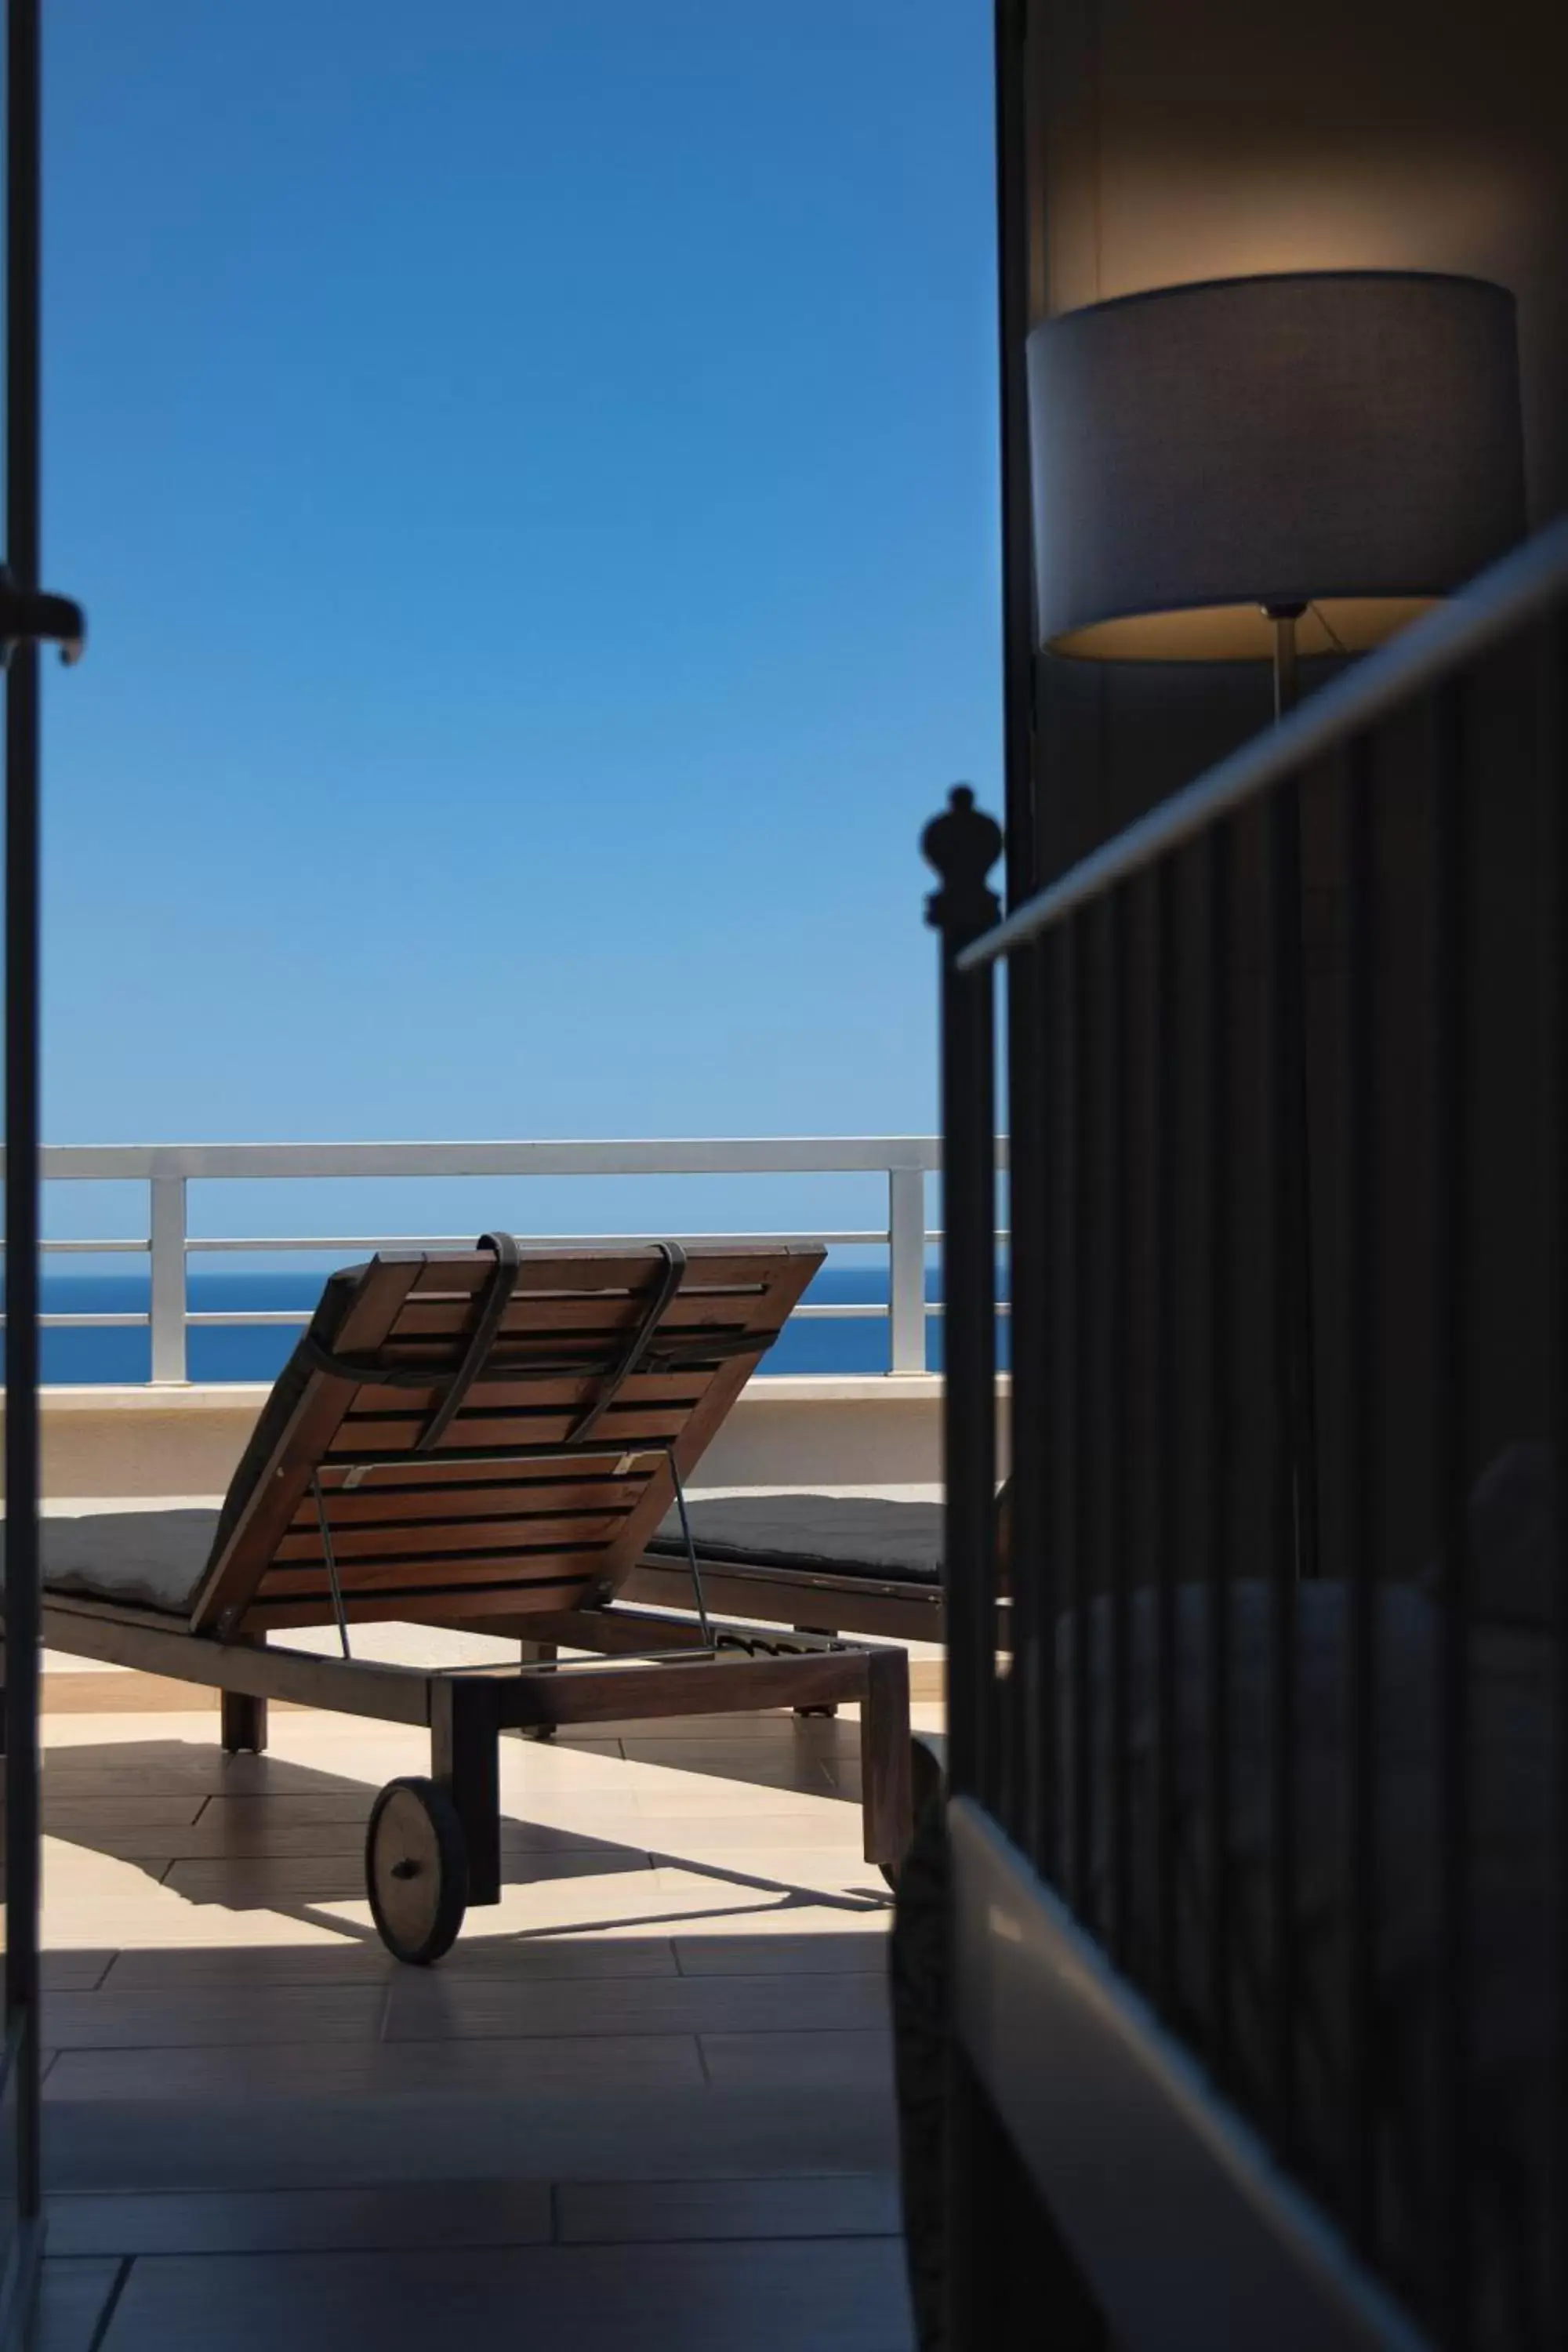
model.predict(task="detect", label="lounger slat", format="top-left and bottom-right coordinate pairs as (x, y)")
top-left (273, 1513), bottom-right (626, 1562)
top-left (403, 1250), bottom-right (799, 1297)
top-left (343, 1374), bottom-right (710, 1414)
top-left (256, 1548), bottom-right (618, 1595)
top-left (286, 1474), bottom-right (637, 1519)
top-left (243, 1578), bottom-right (596, 1630)
top-left (383, 1295), bottom-right (768, 1342)
top-left (328, 1407), bottom-right (691, 1454)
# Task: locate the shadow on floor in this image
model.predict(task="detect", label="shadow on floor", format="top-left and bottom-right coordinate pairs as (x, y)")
top-left (42, 1735), bottom-right (891, 1953)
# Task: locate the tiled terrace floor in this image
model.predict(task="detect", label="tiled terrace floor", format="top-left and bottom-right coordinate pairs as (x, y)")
top-left (29, 1671), bottom-right (925, 2350)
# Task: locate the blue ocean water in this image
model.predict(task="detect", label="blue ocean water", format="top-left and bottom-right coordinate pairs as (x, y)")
top-left (27, 1263), bottom-right (991, 1384)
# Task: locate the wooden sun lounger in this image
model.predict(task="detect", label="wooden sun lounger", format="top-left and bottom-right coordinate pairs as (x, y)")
top-left (16, 1236), bottom-right (913, 1962)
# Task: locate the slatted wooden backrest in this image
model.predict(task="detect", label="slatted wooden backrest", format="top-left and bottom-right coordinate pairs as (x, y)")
top-left (189, 1243), bottom-right (823, 1637)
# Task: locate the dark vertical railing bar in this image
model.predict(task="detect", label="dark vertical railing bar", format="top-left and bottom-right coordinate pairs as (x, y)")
top-left (1103, 887), bottom-right (1132, 1968)
top-left (1429, 679), bottom-right (1472, 2349)
top-left (1065, 913), bottom-right (1094, 1923)
top-left (3, 0), bottom-right (46, 2268)
top-left (1340, 729), bottom-right (1379, 2252)
top-left (924, 790), bottom-right (1004, 1805)
top-left (992, 0), bottom-right (1036, 914)
top-left (1151, 855), bottom-right (1178, 2017)
top-left (1264, 782), bottom-right (1301, 2154)
top-left (1049, 921), bottom-right (1078, 1893)
top-left (1205, 822), bottom-right (1236, 2082)
top-left (1007, 938), bottom-right (1052, 1867)
top-left (1279, 773), bottom-right (1322, 1591)
top-left (991, 0), bottom-right (1040, 1854)
top-left (1539, 608), bottom-right (1568, 2352)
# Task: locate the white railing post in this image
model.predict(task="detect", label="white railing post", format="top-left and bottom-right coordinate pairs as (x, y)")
top-left (149, 1174), bottom-right (187, 1384)
top-left (887, 1164), bottom-right (927, 1375)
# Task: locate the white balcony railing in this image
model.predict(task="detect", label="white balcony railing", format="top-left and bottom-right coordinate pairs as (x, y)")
top-left (10, 1136), bottom-right (993, 1385)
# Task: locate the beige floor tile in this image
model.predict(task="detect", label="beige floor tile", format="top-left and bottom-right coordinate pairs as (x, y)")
top-left (699, 2027), bottom-right (895, 2090)
top-left (103, 1933), bottom-right (679, 1992)
top-left (631, 1809), bottom-right (866, 1857)
top-left (673, 1929), bottom-right (889, 1974)
top-left (383, 1967), bottom-right (886, 2043)
top-left (44, 1984), bottom-right (389, 2050)
top-left (46, 2180), bottom-right (554, 2258)
top-left (46, 2031), bottom-right (705, 2102)
top-left (34, 2256), bottom-right (125, 2352)
top-left (94, 2238), bottom-right (913, 2350)
top-left (42, 1902), bottom-right (378, 1953)
top-left (41, 1951), bottom-right (118, 1991)
top-left (60, 1814), bottom-right (613, 1864)
top-left (557, 2173), bottom-right (900, 2245)
top-left (160, 1846), bottom-right (652, 1908)
top-left (44, 1795), bottom-right (207, 1831)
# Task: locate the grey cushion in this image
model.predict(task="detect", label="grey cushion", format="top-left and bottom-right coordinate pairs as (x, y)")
top-left (10, 1268), bottom-right (368, 1617)
top-left (648, 1494), bottom-right (944, 1584)
top-left (14, 1508), bottom-right (222, 1615)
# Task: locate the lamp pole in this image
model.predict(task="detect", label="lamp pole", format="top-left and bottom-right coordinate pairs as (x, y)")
top-left (1267, 601), bottom-right (1305, 719)
top-left (1262, 601), bottom-right (1319, 1584)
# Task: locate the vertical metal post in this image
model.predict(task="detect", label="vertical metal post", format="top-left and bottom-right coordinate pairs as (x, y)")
top-left (1005, 935), bottom-right (1051, 1867)
top-left (922, 787), bottom-right (1003, 1803)
top-left (1429, 678), bottom-right (1473, 2347)
top-left (1544, 608), bottom-right (1568, 2352)
top-left (926, 787), bottom-right (1004, 2352)
top-left (1150, 856), bottom-right (1178, 2018)
top-left (2, 0), bottom-right (45, 2300)
top-left (995, 0), bottom-right (1036, 907)
top-left (887, 1164), bottom-right (928, 1375)
top-left (1102, 888), bottom-right (1131, 1969)
top-left (1341, 731), bottom-right (1378, 2251)
top-left (148, 1172), bottom-right (187, 1384)
top-left (1205, 822), bottom-right (1236, 2084)
top-left (1264, 776), bottom-right (1301, 2155)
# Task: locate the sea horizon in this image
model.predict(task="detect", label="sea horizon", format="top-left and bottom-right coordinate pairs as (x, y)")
top-left (21, 1262), bottom-right (992, 1385)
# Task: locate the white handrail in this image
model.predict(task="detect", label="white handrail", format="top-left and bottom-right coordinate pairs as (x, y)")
top-left (2, 1135), bottom-right (997, 1386)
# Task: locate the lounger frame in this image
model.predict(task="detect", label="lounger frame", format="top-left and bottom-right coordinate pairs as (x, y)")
top-left (625, 1545), bottom-right (949, 1645)
top-left (31, 1589), bottom-right (914, 1890)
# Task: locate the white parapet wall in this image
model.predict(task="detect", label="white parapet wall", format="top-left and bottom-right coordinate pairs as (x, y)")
top-left (25, 1374), bottom-right (994, 1502)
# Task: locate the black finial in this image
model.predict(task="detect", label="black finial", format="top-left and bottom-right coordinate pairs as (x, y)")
top-left (922, 785), bottom-right (1004, 948)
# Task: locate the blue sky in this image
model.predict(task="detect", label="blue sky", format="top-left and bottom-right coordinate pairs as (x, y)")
top-left (38, 1), bottom-right (997, 1245)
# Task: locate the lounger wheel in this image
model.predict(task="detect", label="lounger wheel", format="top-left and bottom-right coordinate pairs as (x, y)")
top-left (365, 1777), bottom-right (469, 1965)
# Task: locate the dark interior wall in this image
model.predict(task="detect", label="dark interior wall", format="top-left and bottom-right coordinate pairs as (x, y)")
top-left (1020, 0), bottom-right (1568, 1580)
top-left (1028, 0), bottom-right (1568, 877)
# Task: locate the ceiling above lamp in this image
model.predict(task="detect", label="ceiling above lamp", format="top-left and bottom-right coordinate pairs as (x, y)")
top-left (1028, 270), bottom-right (1526, 670)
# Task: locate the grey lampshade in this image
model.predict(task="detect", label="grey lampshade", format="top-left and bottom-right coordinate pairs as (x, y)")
top-left (1029, 271), bottom-right (1526, 661)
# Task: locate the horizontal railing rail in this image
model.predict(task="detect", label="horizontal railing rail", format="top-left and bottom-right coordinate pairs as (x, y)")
top-left (0, 1136), bottom-right (1018, 1385)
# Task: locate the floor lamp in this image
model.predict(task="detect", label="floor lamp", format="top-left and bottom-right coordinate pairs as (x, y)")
top-left (1027, 270), bottom-right (1526, 1575)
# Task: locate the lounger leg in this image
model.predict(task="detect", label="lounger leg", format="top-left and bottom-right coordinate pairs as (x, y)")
top-left (793, 1627), bottom-right (839, 1717)
top-left (431, 1679), bottom-right (502, 1906)
top-left (858, 1646), bottom-right (913, 1867)
top-left (221, 1635), bottom-right (267, 1755)
top-left (221, 1689), bottom-right (267, 1755)
top-left (517, 1640), bottom-right (557, 1741)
